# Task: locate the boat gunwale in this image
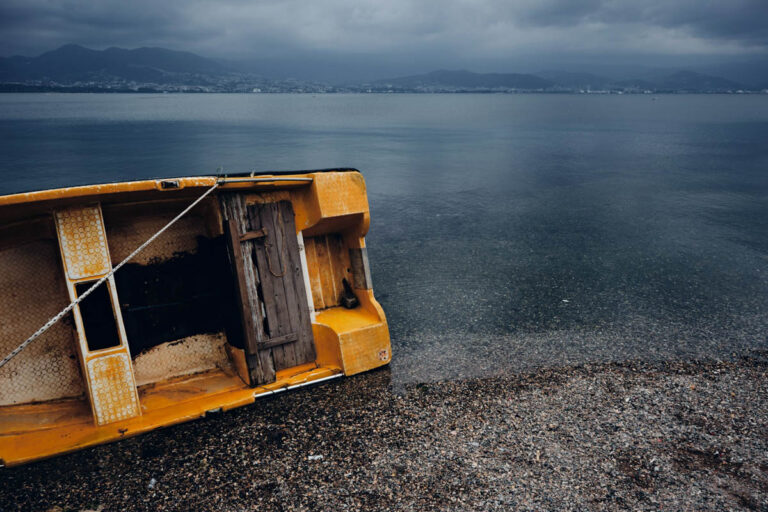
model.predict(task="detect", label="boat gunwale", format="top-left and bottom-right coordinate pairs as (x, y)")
top-left (0, 168), bottom-right (360, 206)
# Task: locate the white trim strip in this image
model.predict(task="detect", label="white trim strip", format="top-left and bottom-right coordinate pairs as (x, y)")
top-left (221, 177), bottom-right (313, 183)
top-left (297, 232), bottom-right (316, 322)
top-left (253, 373), bottom-right (342, 398)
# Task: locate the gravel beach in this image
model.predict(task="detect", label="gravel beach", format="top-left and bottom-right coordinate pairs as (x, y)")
top-left (1, 353), bottom-right (767, 511)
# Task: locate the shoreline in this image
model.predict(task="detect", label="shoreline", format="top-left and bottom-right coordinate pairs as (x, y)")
top-left (2, 355), bottom-right (767, 511)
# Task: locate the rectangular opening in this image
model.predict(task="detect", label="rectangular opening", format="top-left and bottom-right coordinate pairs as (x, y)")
top-left (75, 281), bottom-right (122, 351)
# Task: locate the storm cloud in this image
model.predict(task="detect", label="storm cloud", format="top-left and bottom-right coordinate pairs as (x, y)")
top-left (1, 0), bottom-right (767, 62)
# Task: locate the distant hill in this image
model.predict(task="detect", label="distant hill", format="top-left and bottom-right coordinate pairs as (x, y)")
top-left (372, 70), bottom-right (553, 91)
top-left (614, 71), bottom-right (744, 92)
top-left (370, 68), bottom-right (749, 93)
top-left (655, 71), bottom-right (744, 92)
top-left (611, 78), bottom-right (658, 91)
top-left (535, 70), bottom-right (611, 90)
top-left (697, 57), bottom-right (768, 89)
top-left (0, 44), bottom-right (226, 84)
top-left (0, 44), bottom-right (760, 93)
top-left (540, 69), bottom-right (746, 92)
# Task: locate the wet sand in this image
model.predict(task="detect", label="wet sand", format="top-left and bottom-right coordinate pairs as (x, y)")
top-left (1, 354), bottom-right (767, 511)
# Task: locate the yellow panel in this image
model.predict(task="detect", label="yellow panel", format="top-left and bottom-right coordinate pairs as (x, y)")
top-left (312, 172), bottom-right (369, 222)
top-left (315, 306), bottom-right (391, 376)
top-left (86, 352), bottom-right (140, 425)
top-left (0, 365), bottom-right (342, 466)
top-left (338, 324), bottom-right (391, 376)
top-left (55, 205), bottom-right (110, 279)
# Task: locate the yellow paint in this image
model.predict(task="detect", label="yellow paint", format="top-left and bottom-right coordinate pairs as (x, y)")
top-left (311, 323), bottom-right (343, 369)
top-left (315, 306), bottom-right (391, 376)
top-left (0, 176), bottom-right (313, 208)
top-left (54, 204), bottom-right (142, 427)
top-left (226, 345), bottom-right (251, 385)
top-left (55, 206), bottom-right (111, 279)
top-left (0, 170), bottom-right (391, 466)
top-left (86, 352), bottom-right (141, 425)
top-left (0, 365), bottom-right (341, 467)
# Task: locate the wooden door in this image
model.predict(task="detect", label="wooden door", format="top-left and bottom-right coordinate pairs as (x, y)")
top-left (221, 194), bottom-right (315, 386)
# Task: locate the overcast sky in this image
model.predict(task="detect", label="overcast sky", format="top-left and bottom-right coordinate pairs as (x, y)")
top-left (2, 0), bottom-right (767, 69)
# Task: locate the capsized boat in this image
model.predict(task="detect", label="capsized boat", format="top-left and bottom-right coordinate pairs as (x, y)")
top-left (0, 169), bottom-right (390, 466)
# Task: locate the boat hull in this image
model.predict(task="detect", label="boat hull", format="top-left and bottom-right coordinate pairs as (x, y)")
top-left (0, 169), bottom-right (390, 466)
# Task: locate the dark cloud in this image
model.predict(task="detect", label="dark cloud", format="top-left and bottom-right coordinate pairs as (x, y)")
top-left (1, 0), bottom-right (766, 61)
top-left (589, 1), bottom-right (768, 45)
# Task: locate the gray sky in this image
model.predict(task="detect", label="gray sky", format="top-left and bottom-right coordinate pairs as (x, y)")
top-left (2, 0), bottom-right (767, 66)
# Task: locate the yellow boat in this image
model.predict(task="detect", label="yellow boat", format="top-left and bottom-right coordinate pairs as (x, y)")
top-left (0, 169), bottom-right (390, 467)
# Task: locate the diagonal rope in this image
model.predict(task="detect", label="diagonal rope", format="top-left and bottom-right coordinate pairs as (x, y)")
top-left (0, 180), bottom-right (221, 370)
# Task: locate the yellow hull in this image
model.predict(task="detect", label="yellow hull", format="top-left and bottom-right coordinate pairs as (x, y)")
top-left (0, 169), bottom-right (390, 467)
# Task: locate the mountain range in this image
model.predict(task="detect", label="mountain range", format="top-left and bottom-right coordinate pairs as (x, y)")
top-left (0, 44), bottom-right (226, 84)
top-left (369, 70), bottom-right (553, 91)
top-left (1, 44), bottom-right (765, 93)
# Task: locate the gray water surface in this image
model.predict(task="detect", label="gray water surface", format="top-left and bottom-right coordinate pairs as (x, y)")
top-left (1, 93), bottom-right (766, 384)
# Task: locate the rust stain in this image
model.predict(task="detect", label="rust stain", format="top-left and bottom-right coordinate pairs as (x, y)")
top-left (86, 353), bottom-right (140, 425)
top-left (55, 206), bottom-right (111, 279)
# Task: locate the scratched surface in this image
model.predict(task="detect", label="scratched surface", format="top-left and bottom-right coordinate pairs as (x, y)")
top-left (55, 206), bottom-right (110, 280)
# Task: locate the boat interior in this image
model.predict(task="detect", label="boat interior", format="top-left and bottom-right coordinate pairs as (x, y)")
top-left (0, 170), bottom-right (390, 466)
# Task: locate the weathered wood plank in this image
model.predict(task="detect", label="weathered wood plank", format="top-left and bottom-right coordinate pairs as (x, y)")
top-left (222, 195), bottom-right (316, 379)
top-left (239, 228), bottom-right (267, 242)
top-left (245, 201), bottom-right (317, 371)
top-left (248, 203), bottom-right (295, 370)
top-left (314, 234), bottom-right (337, 307)
top-left (328, 234), bottom-right (349, 296)
top-left (257, 332), bottom-right (298, 350)
top-left (265, 202), bottom-right (300, 369)
top-left (278, 201), bottom-right (316, 364)
top-left (349, 247), bottom-right (373, 290)
top-left (220, 194), bottom-right (274, 385)
top-left (273, 201), bottom-right (304, 369)
top-left (303, 237), bottom-right (326, 311)
top-left (226, 217), bottom-right (258, 352)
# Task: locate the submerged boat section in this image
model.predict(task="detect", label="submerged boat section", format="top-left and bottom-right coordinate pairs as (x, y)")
top-left (0, 169), bottom-right (390, 466)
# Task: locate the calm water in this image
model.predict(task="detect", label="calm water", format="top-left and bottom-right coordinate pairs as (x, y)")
top-left (1, 93), bottom-right (767, 383)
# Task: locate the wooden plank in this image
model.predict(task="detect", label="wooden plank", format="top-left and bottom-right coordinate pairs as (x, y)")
top-left (246, 201), bottom-right (317, 371)
top-left (274, 201), bottom-right (311, 365)
top-left (257, 332), bottom-right (298, 350)
top-left (279, 201), bottom-right (316, 365)
top-left (328, 234), bottom-right (349, 293)
top-left (303, 237), bottom-right (326, 311)
top-left (247, 203), bottom-right (296, 370)
top-left (349, 247), bottom-right (373, 290)
top-left (225, 218), bottom-right (258, 351)
top-left (265, 202), bottom-right (300, 370)
top-left (239, 228), bottom-right (267, 243)
top-left (220, 194), bottom-right (274, 385)
top-left (314, 235), bottom-right (337, 307)
top-left (232, 197), bottom-right (276, 386)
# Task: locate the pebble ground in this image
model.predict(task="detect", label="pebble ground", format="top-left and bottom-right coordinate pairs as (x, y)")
top-left (1, 355), bottom-right (767, 511)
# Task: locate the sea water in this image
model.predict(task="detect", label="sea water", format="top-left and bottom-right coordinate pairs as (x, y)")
top-left (1, 93), bottom-right (766, 382)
